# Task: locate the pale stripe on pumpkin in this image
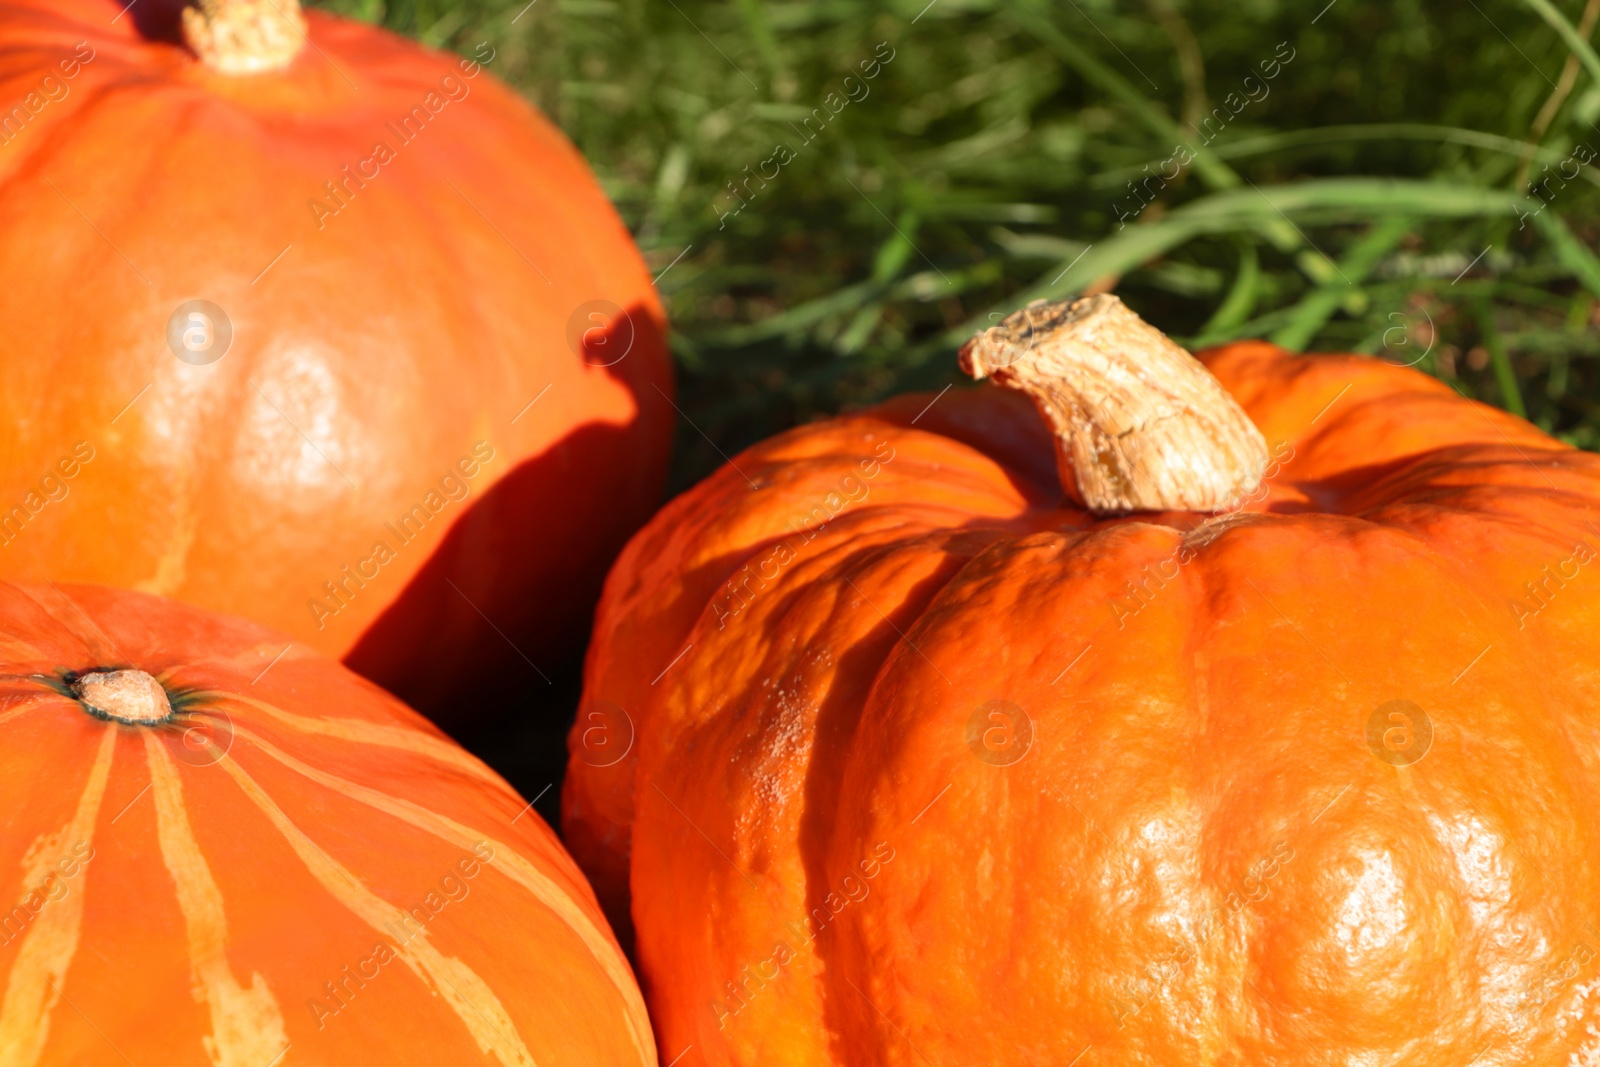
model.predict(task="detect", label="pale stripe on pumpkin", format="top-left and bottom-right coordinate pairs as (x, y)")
top-left (0, 698), bottom-right (52, 728)
top-left (145, 732), bottom-right (288, 1067)
top-left (211, 693), bottom-right (506, 790)
top-left (0, 725), bottom-right (115, 1067)
top-left (234, 725), bottom-right (656, 1066)
top-left (208, 741), bottom-right (537, 1067)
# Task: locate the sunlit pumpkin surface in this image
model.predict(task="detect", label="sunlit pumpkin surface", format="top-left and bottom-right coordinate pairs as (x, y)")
top-left (566, 343), bottom-right (1600, 1064)
top-left (0, 0), bottom-right (672, 716)
top-left (0, 582), bottom-right (654, 1066)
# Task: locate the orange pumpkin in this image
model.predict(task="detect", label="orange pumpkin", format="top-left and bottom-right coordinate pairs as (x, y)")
top-left (0, 0), bottom-right (671, 716)
top-left (565, 295), bottom-right (1600, 1063)
top-left (0, 580), bottom-right (653, 1066)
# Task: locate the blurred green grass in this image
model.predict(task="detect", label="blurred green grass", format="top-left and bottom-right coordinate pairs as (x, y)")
top-left (313, 0), bottom-right (1600, 490)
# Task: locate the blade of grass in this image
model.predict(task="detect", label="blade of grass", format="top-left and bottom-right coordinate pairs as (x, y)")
top-left (1271, 214), bottom-right (1414, 351)
top-left (916, 178), bottom-right (1594, 360)
top-left (1147, 0), bottom-right (1208, 128)
top-left (1477, 302), bottom-right (1528, 418)
top-left (1519, 0), bottom-right (1600, 89)
top-left (1005, 0), bottom-right (1238, 191)
top-left (1531, 208), bottom-right (1600, 297)
top-left (837, 304), bottom-right (885, 353)
top-left (1095, 124), bottom-right (1600, 189)
top-left (731, 0), bottom-right (786, 82)
top-left (1032, 179), bottom-right (1543, 305)
top-left (1519, 0), bottom-right (1600, 187)
top-left (1192, 242), bottom-right (1260, 346)
top-left (703, 279), bottom-right (883, 345)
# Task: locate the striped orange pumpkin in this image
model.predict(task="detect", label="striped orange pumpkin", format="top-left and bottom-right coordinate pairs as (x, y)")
top-left (0, 582), bottom-right (653, 1066)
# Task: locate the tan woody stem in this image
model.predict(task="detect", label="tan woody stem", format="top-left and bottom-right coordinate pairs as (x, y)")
top-left (74, 670), bottom-right (172, 725)
top-left (960, 294), bottom-right (1269, 514)
top-left (183, 0), bottom-right (306, 74)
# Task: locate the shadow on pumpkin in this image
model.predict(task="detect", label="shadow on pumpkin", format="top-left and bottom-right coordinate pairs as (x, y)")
top-left (341, 418), bottom-right (658, 714)
top-left (125, 0), bottom-right (190, 42)
top-left (610, 531), bottom-right (992, 971)
top-left (344, 300), bottom-right (673, 726)
top-left (789, 537), bottom-right (1001, 1053)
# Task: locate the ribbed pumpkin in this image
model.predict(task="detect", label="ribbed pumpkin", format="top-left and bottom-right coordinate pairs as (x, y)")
top-left (0, 0), bottom-right (671, 716)
top-left (565, 295), bottom-right (1600, 1064)
top-left (0, 580), bottom-right (653, 1066)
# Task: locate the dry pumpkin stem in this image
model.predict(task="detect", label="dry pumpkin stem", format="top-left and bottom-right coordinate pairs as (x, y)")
top-left (182, 0), bottom-right (305, 74)
top-left (959, 293), bottom-right (1271, 514)
top-left (71, 668), bottom-right (173, 725)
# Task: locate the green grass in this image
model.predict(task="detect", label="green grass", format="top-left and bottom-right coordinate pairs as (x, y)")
top-left (312, 0), bottom-right (1600, 491)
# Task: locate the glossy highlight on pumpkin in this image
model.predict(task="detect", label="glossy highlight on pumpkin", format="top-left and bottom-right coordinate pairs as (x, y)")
top-left (0, 0), bottom-right (673, 717)
top-left (0, 581), bottom-right (654, 1066)
top-left (565, 338), bottom-right (1600, 1064)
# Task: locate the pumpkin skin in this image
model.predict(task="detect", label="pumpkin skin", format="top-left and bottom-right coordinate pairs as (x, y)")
top-left (0, 0), bottom-right (672, 717)
top-left (564, 341), bottom-right (1600, 1064)
top-left (0, 580), bottom-right (654, 1066)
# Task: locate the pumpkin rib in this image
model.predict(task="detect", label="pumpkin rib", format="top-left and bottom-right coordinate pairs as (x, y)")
top-left (607, 419), bottom-right (1037, 659)
top-left (1190, 504), bottom-right (1566, 642)
top-left (12, 586), bottom-right (113, 667)
top-left (0, 78), bottom-right (121, 204)
top-left (634, 520), bottom-right (1012, 1065)
top-left (831, 528), bottom-right (1128, 1057)
top-left (566, 415), bottom-right (1046, 931)
top-left (654, 514), bottom-right (1001, 741)
top-left (575, 499), bottom-right (1031, 821)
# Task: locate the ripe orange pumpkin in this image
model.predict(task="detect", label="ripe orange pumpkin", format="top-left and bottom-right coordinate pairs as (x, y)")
top-left (0, 0), bottom-right (672, 716)
top-left (0, 580), bottom-right (653, 1066)
top-left (565, 295), bottom-right (1600, 1063)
